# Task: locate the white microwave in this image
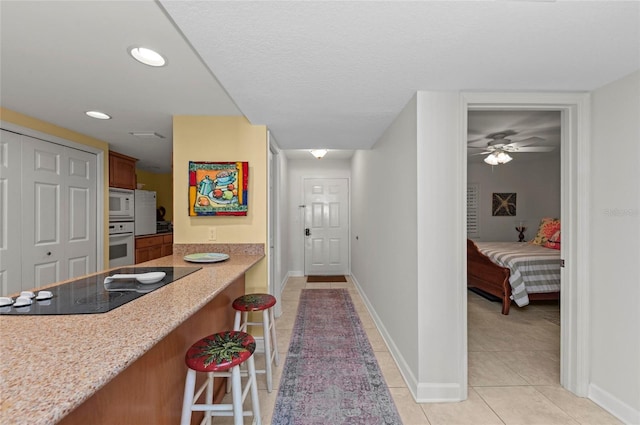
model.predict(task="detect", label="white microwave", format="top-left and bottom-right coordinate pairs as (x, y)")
top-left (109, 188), bottom-right (135, 221)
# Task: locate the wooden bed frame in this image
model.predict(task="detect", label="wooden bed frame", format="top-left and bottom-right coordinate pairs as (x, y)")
top-left (466, 239), bottom-right (559, 315)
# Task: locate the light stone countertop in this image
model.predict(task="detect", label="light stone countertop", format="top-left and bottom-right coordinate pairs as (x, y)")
top-left (0, 252), bottom-right (264, 425)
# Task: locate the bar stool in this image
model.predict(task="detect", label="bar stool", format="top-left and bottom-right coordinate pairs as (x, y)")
top-left (180, 331), bottom-right (261, 425)
top-left (232, 293), bottom-right (280, 392)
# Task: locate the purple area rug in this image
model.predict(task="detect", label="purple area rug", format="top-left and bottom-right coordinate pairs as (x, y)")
top-left (273, 289), bottom-right (402, 425)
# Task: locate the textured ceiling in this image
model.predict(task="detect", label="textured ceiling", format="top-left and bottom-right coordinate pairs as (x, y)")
top-left (160, 1), bottom-right (639, 151)
top-left (1, 1), bottom-right (638, 171)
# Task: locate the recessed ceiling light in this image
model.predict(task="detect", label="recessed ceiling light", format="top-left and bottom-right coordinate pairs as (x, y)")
top-left (85, 111), bottom-right (111, 120)
top-left (129, 47), bottom-right (166, 67)
top-left (129, 132), bottom-right (165, 139)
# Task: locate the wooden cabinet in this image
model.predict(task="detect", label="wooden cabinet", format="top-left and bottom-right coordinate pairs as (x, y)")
top-left (109, 151), bottom-right (137, 189)
top-left (135, 233), bottom-right (173, 264)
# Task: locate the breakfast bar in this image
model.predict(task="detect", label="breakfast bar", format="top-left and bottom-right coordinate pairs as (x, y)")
top-left (0, 248), bottom-right (264, 425)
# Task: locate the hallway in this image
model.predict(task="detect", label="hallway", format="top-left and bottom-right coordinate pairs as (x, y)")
top-left (219, 276), bottom-right (621, 424)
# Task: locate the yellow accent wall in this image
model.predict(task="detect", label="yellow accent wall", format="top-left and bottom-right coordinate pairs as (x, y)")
top-left (135, 169), bottom-right (173, 222)
top-left (0, 107), bottom-right (110, 266)
top-left (173, 116), bottom-right (268, 292)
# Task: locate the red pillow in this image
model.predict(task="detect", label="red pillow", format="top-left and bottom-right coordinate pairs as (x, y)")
top-left (544, 230), bottom-right (561, 250)
top-left (531, 218), bottom-right (560, 246)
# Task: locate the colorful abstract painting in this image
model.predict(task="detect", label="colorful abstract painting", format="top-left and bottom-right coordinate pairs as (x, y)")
top-left (188, 161), bottom-right (248, 216)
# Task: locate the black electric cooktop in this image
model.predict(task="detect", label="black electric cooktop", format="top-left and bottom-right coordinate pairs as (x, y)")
top-left (0, 266), bottom-right (201, 316)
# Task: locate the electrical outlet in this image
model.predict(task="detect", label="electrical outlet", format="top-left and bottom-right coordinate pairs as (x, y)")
top-left (208, 227), bottom-right (217, 241)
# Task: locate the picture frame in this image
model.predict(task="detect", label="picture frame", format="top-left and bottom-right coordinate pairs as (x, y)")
top-left (188, 161), bottom-right (249, 216)
top-left (492, 192), bottom-right (517, 216)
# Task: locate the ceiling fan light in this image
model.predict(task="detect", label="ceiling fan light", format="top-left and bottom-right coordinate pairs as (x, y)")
top-left (310, 149), bottom-right (327, 159)
top-left (501, 153), bottom-right (513, 163)
top-left (484, 153), bottom-right (499, 165)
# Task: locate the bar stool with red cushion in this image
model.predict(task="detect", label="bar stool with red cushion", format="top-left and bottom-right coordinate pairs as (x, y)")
top-left (180, 331), bottom-right (261, 425)
top-left (232, 293), bottom-right (280, 392)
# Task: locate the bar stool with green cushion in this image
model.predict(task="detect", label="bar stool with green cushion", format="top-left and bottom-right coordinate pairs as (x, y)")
top-left (180, 330), bottom-right (261, 425)
top-left (232, 293), bottom-right (280, 392)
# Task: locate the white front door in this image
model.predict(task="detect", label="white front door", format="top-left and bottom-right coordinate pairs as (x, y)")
top-left (303, 178), bottom-right (349, 276)
top-left (20, 135), bottom-right (97, 290)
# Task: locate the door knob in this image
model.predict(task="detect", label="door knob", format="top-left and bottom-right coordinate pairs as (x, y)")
top-left (305, 228), bottom-right (311, 236)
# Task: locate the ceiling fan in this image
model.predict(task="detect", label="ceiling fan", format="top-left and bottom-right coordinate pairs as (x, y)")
top-left (468, 130), bottom-right (555, 165)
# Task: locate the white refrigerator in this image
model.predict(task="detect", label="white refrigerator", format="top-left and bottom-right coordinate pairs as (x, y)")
top-left (134, 190), bottom-right (157, 236)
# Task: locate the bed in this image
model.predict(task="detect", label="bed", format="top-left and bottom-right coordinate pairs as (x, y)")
top-left (467, 239), bottom-right (561, 315)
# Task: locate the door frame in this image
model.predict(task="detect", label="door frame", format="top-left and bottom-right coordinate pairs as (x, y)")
top-left (1, 120), bottom-right (106, 271)
top-left (460, 92), bottom-right (591, 396)
top-left (267, 133), bottom-right (283, 316)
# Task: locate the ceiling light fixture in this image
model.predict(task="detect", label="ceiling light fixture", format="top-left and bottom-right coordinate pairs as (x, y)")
top-left (129, 132), bottom-right (165, 139)
top-left (484, 150), bottom-right (512, 165)
top-left (85, 110), bottom-right (111, 120)
top-left (129, 47), bottom-right (166, 67)
top-left (310, 149), bottom-right (327, 159)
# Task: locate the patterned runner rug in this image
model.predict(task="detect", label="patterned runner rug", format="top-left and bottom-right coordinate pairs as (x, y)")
top-left (273, 289), bottom-right (402, 424)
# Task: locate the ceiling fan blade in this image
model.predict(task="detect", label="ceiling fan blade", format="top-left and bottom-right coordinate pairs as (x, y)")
top-left (467, 139), bottom-right (490, 148)
top-left (470, 151), bottom-right (491, 156)
top-left (509, 136), bottom-right (545, 148)
top-left (517, 146), bottom-right (555, 152)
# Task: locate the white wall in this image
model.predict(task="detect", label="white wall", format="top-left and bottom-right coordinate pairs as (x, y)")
top-left (351, 95), bottom-right (421, 396)
top-left (287, 159), bottom-right (351, 275)
top-left (468, 154), bottom-right (561, 242)
top-left (589, 70), bottom-right (640, 424)
top-left (415, 91), bottom-right (466, 400)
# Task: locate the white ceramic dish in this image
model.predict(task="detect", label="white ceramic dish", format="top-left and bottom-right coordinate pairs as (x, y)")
top-left (13, 296), bottom-right (33, 307)
top-left (35, 291), bottom-right (53, 301)
top-left (103, 271), bottom-right (166, 285)
top-left (183, 253), bottom-right (230, 263)
top-left (0, 296), bottom-right (14, 307)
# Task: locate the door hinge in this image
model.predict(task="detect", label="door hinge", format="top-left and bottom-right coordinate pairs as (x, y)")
top-left (561, 259), bottom-right (565, 268)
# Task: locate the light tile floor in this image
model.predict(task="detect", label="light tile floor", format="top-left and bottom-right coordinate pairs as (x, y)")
top-left (215, 276), bottom-right (622, 424)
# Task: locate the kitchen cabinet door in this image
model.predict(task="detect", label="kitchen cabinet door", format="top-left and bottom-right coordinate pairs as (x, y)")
top-left (109, 151), bottom-right (137, 189)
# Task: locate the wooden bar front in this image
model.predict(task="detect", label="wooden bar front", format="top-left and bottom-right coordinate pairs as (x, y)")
top-left (58, 275), bottom-right (244, 425)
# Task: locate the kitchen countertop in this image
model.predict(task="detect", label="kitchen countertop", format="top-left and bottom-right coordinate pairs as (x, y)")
top-left (0, 251), bottom-right (263, 425)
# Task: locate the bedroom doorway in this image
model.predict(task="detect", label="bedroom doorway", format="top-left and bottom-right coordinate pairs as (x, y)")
top-left (461, 92), bottom-right (591, 397)
top-left (466, 109), bottom-right (562, 388)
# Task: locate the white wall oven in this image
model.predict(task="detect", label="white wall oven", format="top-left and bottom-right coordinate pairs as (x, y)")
top-left (108, 221), bottom-right (135, 268)
top-left (109, 188), bottom-right (135, 222)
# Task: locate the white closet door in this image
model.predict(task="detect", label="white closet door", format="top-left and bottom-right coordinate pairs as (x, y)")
top-left (65, 148), bottom-right (97, 279)
top-left (0, 130), bottom-right (23, 295)
top-left (20, 135), bottom-right (98, 289)
top-left (21, 136), bottom-right (67, 287)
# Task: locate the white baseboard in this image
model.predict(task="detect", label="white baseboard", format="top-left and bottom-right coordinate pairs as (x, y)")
top-left (350, 273), bottom-right (466, 403)
top-left (350, 273), bottom-right (419, 399)
top-left (288, 270), bottom-right (304, 277)
top-left (415, 383), bottom-right (464, 402)
top-left (589, 383), bottom-right (640, 425)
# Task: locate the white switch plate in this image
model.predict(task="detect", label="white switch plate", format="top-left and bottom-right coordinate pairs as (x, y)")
top-left (209, 227), bottom-right (217, 241)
